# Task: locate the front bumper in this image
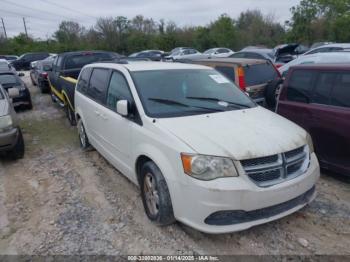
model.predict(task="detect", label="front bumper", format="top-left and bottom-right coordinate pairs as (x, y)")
top-left (0, 127), bottom-right (19, 151)
top-left (172, 153), bottom-right (320, 234)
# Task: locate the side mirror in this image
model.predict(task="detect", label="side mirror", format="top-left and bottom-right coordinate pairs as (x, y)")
top-left (18, 72), bottom-right (25, 77)
top-left (8, 88), bottom-right (19, 98)
top-left (116, 100), bottom-right (128, 116)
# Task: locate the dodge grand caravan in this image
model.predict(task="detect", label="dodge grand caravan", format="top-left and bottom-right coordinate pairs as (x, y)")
top-left (74, 61), bottom-right (320, 234)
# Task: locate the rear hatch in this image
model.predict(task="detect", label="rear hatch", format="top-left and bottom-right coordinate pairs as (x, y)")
top-left (243, 62), bottom-right (280, 101)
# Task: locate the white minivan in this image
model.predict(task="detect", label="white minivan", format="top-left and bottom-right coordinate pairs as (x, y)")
top-left (74, 61), bottom-right (320, 234)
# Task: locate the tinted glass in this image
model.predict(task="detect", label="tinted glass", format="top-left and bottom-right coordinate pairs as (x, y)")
top-left (0, 88), bottom-right (4, 99)
top-left (287, 70), bottom-right (315, 103)
top-left (215, 66), bottom-right (235, 82)
top-left (77, 67), bottom-right (92, 94)
top-left (56, 56), bottom-right (63, 70)
top-left (65, 53), bottom-right (116, 69)
top-left (312, 72), bottom-right (336, 105)
top-left (245, 52), bottom-right (263, 59)
top-left (87, 68), bottom-right (109, 103)
top-left (230, 53), bottom-right (246, 58)
top-left (331, 73), bottom-right (350, 108)
top-left (218, 49), bottom-right (229, 53)
top-left (106, 71), bottom-right (133, 109)
top-left (244, 62), bottom-right (278, 86)
top-left (0, 74), bottom-right (19, 85)
top-left (132, 69), bottom-right (255, 118)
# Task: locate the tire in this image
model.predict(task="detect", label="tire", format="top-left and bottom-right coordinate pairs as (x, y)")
top-left (26, 98), bottom-right (33, 110)
top-left (265, 78), bottom-right (284, 109)
top-left (8, 129), bottom-right (25, 160)
top-left (65, 103), bottom-right (76, 126)
top-left (140, 161), bottom-right (175, 226)
top-left (30, 75), bottom-right (37, 86)
top-left (77, 119), bottom-right (90, 150)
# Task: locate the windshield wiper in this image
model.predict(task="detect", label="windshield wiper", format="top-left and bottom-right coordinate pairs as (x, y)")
top-left (148, 97), bottom-right (224, 112)
top-left (186, 96), bottom-right (251, 108)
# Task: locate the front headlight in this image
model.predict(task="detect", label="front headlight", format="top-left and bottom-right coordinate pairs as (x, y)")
top-left (0, 115), bottom-right (13, 131)
top-left (181, 153), bottom-right (238, 181)
top-left (306, 132), bottom-right (314, 153)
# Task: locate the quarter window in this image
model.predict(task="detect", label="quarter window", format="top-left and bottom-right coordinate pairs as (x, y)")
top-left (77, 67), bottom-right (92, 94)
top-left (106, 71), bottom-right (133, 109)
top-left (287, 70), bottom-right (315, 103)
top-left (87, 68), bottom-right (109, 103)
top-left (331, 73), bottom-right (350, 108)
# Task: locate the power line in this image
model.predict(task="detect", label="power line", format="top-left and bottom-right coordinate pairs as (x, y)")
top-left (22, 17), bottom-right (28, 38)
top-left (37, 0), bottom-right (98, 19)
top-left (0, 8), bottom-right (65, 22)
top-left (0, 0), bottom-right (81, 22)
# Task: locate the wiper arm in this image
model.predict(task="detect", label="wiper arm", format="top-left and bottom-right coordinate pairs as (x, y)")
top-left (148, 97), bottom-right (224, 112)
top-left (186, 96), bottom-right (251, 108)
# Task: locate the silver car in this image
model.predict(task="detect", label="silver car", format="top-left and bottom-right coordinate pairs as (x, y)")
top-left (0, 84), bottom-right (24, 159)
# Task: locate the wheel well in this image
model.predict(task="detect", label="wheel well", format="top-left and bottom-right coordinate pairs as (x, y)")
top-left (135, 155), bottom-right (152, 186)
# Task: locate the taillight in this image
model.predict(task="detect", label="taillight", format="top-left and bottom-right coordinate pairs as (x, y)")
top-left (40, 72), bottom-right (48, 79)
top-left (237, 66), bottom-right (246, 91)
top-left (273, 64), bottom-right (282, 78)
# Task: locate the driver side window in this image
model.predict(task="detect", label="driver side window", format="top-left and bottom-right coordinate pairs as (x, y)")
top-left (106, 71), bottom-right (133, 110)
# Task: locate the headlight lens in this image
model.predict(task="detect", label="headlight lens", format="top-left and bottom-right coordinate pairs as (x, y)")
top-left (306, 133), bottom-right (314, 153)
top-left (181, 154), bottom-right (238, 180)
top-left (0, 115), bottom-right (13, 131)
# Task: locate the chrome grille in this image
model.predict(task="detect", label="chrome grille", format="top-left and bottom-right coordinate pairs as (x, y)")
top-left (241, 146), bottom-right (309, 187)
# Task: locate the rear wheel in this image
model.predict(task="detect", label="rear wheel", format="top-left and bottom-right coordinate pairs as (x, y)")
top-left (140, 161), bottom-right (175, 226)
top-left (8, 129), bottom-right (25, 160)
top-left (65, 103), bottom-right (76, 126)
top-left (77, 119), bottom-right (90, 150)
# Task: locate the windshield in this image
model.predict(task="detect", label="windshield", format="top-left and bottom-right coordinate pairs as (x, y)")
top-left (132, 69), bottom-right (255, 118)
top-left (0, 74), bottom-right (20, 85)
top-left (64, 53), bottom-right (117, 69)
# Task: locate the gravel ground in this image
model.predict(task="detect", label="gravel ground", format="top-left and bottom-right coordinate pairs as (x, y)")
top-left (0, 73), bottom-right (349, 256)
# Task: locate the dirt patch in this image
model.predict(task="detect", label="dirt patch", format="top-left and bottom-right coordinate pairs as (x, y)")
top-left (0, 73), bottom-right (349, 255)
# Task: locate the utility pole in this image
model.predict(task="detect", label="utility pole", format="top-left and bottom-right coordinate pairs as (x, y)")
top-left (1, 18), bottom-right (7, 39)
top-left (22, 17), bottom-right (28, 38)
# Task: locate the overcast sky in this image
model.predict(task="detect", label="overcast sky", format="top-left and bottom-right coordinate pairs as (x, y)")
top-left (0, 0), bottom-right (301, 39)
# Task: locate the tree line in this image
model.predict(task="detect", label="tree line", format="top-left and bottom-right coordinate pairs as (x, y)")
top-left (0, 0), bottom-right (349, 55)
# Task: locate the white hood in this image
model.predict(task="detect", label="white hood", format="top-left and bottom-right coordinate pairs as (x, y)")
top-left (157, 107), bottom-right (307, 160)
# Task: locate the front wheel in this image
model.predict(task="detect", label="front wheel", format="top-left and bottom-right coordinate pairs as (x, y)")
top-left (8, 129), bottom-right (25, 159)
top-left (140, 161), bottom-right (175, 226)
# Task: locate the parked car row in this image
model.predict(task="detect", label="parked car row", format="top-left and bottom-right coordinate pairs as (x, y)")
top-left (3, 43), bottom-right (349, 234)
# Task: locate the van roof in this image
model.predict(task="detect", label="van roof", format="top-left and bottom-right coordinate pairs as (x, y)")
top-left (87, 61), bottom-right (211, 72)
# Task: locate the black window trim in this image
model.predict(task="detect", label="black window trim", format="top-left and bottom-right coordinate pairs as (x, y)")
top-left (104, 69), bottom-right (142, 125)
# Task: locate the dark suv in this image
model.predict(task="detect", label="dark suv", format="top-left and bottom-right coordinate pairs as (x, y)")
top-left (11, 52), bottom-right (50, 70)
top-left (276, 64), bottom-right (350, 176)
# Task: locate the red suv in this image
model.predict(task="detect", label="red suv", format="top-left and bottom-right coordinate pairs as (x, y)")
top-left (277, 64), bottom-right (350, 176)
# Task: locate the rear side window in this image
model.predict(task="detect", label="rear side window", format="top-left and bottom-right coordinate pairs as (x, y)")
top-left (106, 71), bottom-right (133, 109)
top-left (244, 62), bottom-right (278, 86)
top-left (331, 73), bottom-right (350, 108)
top-left (215, 66), bottom-right (235, 82)
top-left (87, 68), bottom-right (110, 103)
top-left (287, 70), bottom-right (315, 103)
top-left (312, 72), bottom-right (336, 105)
top-left (77, 67), bottom-right (92, 94)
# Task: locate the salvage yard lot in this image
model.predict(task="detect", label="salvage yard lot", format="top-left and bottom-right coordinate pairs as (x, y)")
top-left (0, 73), bottom-right (349, 255)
